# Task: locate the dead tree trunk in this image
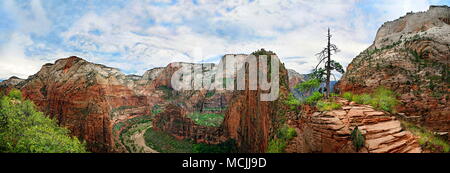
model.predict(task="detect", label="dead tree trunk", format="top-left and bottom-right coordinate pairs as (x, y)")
top-left (326, 28), bottom-right (331, 98)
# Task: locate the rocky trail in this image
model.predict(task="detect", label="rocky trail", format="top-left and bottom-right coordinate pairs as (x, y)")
top-left (291, 98), bottom-right (422, 153)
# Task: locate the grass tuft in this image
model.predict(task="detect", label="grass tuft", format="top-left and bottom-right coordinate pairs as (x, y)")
top-left (401, 121), bottom-right (449, 153)
top-left (341, 87), bottom-right (399, 113)
top-left (316, 100), bottom-right (342, 111)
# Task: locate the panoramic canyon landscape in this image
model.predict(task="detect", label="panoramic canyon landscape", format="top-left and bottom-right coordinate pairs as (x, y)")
top-left (0, 1), bottom-right (449, 154)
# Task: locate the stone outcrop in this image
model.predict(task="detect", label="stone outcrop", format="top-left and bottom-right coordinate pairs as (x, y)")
top-left (223, 54), bottom-right (291, 153)
top-left (293, 98), bottom-right (422, 153)
top-left (0, 76), bottom-right (25, 93)
top-left (287, 69), bottom-right (306, 97)
top-left (287, 69), bottom-right (306, 89)
top-left (335, 6), bottom-right (449, 135)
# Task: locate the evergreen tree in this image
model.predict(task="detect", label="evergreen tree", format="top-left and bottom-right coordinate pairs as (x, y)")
top-left (350, 126), bottom-right (365, 152)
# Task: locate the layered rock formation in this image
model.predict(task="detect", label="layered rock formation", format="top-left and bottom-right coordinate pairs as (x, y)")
top-left (223, 55), bottom-right (291, 153)
top-left (0, 76), bottom-right (24, 90)
top-left (335, 6), bottom-right (450, 135)
top-left (15, 57), bottom-right (153, 152)
top-left (0, 51), bottom-right (292, 152)
top-left (292, 98), bottom-right (422, 153)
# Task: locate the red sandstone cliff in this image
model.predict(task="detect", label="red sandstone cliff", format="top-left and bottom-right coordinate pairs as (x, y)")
top-left (0, 52), bottom-right (291, 152)
top-left (335, 6), bottom-right (450, 136)
top-left (223, 54), bottom-right (291, 153)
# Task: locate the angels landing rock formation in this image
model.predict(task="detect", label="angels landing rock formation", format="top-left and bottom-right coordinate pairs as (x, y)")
top-left (335, 5), bottom-right (450, 137)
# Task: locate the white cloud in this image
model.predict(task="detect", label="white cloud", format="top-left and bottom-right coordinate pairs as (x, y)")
top-left (0, 33), bottom-right (45, 79)
top-left (0, 0), bottom-right (51, 79)
top-left (58, 0), bottom-right (369, 75)
top-left (373, 0), bottom-right (432, 22)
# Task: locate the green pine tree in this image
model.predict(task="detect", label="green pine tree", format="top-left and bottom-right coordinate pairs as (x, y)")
top-left (350, 126), bottom-right (365, 152)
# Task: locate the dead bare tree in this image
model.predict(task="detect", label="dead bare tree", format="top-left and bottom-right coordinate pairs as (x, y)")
top-left (314, 28), bottom-right (344, 98)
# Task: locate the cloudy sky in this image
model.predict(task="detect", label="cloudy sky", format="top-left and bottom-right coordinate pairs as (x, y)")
top-left (0, 0), bottom-right (448, 80)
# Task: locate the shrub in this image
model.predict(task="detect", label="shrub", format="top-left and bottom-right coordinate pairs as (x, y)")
top-left (284, 93), bottom-right (301, 112)
top-left (267, 139), bottom-right (286, 153)
top-left (205, 91), bottom-right (215, 98)
top-left (278, 125), bottom-right (297, 141)
top-left (285, 127), bottom-right (297, 140)
top-left (316, 100), bottom-right (342, 111)
top-left (350, 126), bottom-right (365, 152)
top-left (304, 91), bottom-right (323, 105)
top-left (8, 89), bottom-right (22, 100)
top-left (342, 92), bottom-right (353, 101)
top-left (267, 125), bottom-right (297, 153)
top-left (369, 87), bottom-right (399, 113)
top-left (296, 79), bottom-right (321, 92)
top-left (352, 94), bottom-right (371, 104)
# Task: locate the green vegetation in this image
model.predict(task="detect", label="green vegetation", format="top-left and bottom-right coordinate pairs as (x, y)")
top-left (284, 93), bottom-right (301, 112)
top-left (0, 89), bottom-right (87, 153)
top-left (110, 105), bottom-right (137, 118)
top-left (365, 40), bottom-right (402, 57)
top-left (151, 104), bottom-right (162, 115)
top-left (342, 92), bottom-right (353, 101)
top-left (267, 125), bottom-right (297, 153)
top-left (187, 112), bottom-right (224, 127)
top-left (144, 127), bottom-right (237, 153)
top-left (350, 126), bottom-right (365, 152)
top-left (295, 78), bottom-right (321, 93)
top-left (352, 94), bottom-right (372, 105)
top-left (251, 48), bottom-right (276, 56)
top-left (158, 85), bottom-right (175, 100)
top-left (279, 125), bottom-right (297, 141)
top-left (316, 100), bottom-right (342, 111)
top-left (113, 121), bottom-right (125, 132)
top-left (341, 87), bottom-right (399, 113)
top-left (267, 138), bottom-right (287, 153)
top-left (8, 89), bottom-right (22, 100)
top-left (205, 91), bottom-right (215, 98)
top-left (144, 128), bottom-right (193, 153)
top-left (114, 115), bottom-right (153, 151)
top-left (401, 121), bottom-right (449, 153)
top-left (120, 121), bottom-right (152, 153)
top-left (304, 91), bottom-right (323, 105)
top-left (126, 115), bottom-right (152, 125)
top-left (192, 139), bottom-right (237, 153)
top-left (202, 107), bottom-right (227, 112)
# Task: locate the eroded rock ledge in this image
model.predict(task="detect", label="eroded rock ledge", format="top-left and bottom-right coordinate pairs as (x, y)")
top-left (290, 98), bottom-right (422, 153)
